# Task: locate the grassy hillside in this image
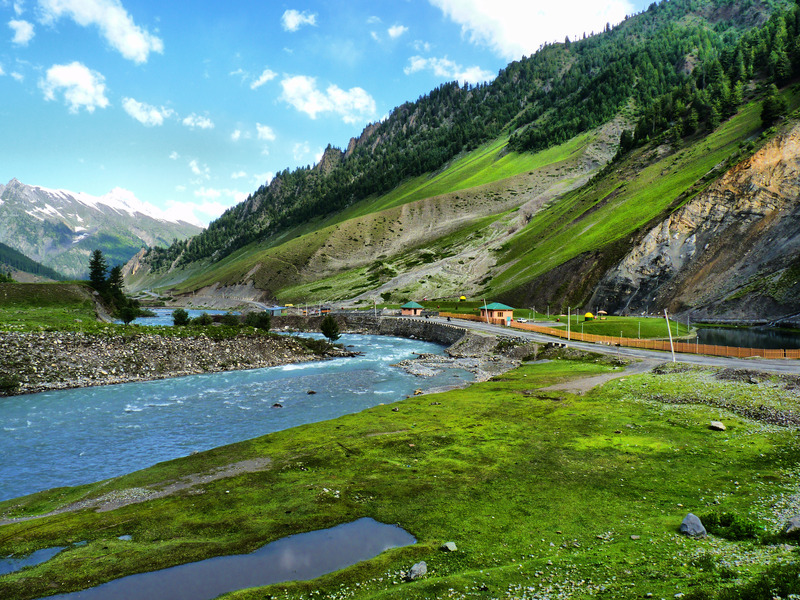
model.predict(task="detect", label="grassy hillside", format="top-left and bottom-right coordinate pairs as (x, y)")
top-left (0, 282), bottom-right (101, 329)
top-left (488, 98), bottom-right (770, 304)
top-left (134, 128), bottom-right (613, 302)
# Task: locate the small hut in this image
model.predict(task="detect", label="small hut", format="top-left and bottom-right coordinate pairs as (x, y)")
top-left (480, 302), bottom-right (514, 324)
top-left (401, 301), bottom-right (424, 316)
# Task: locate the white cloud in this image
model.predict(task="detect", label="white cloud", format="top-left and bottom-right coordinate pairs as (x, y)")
top-left (0, 63), bottom-right (4, 76)
top-left (169, 150), bottom-right (179, 160)
top-left (122, 97), bottom-right (173, 126)
top-left (281, 9), bottom-right (316, 32)
top-left (413, 40), bottom-right (432, 53)
top-left (292, 141), bottom-right (310, 161)
top-left (182, 113), bottom-right (214, 129)
top-left (388, 24), bottom-right (407, 39)
top-left (11, 71), bottom-right (23, 81)
top-left (280, 75), bottom-right (376, 124)
top-left (256, 123), bottom-right (276, 141)
top-left (230, 129), bottom-right (241, 141)
top-left (38, 0), bottom-right (163, 64)
top-left (9, 19), bottom-right (34, 45)
top-left (163, 198), bottom-right (225, 227)
top-left (39, 61), bottom-right (108, 113)
top-left (13, 1), bottom-right (25, 16)
top-left (428, 0), bottom-right (633, 60)
top-left (370, 31), bottom-right (380, 42)
top-left (404, 55), bottom-right (494, 84)
top-left (188, 159), bottom-right (209, 180)
top-left (231, 170), bottom-right (247, 179)
top-left (250, 67), bottom-right (276, 90)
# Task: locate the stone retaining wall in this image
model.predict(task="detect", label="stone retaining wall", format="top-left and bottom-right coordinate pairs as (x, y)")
top-left (272, 314), bottom-right (468, 347)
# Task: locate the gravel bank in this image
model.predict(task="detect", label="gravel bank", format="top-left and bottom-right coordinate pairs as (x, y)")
top-left (0, 330), bottom-right (350, 396)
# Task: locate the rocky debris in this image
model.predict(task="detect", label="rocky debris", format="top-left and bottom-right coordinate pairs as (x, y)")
top-left (679, 513), bottom-right (707, 538)
top-left (709, 421), bottom-right (727, 431)
top-left (782, 515), bottom-right (800, 535)
top-left (405, 561), bottom-right (427, 581)
top-left (440, 541), bottom-right (457, 552)
top-left (0, 331), bottom-right (348, 396)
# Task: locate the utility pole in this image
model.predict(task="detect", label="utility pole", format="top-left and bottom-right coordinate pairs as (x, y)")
top-left (567, 306), bottom-right (571, 341)
top-left (665, 309), bottom-right (676, 363)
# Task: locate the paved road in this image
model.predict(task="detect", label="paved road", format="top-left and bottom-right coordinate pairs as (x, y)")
top-left (406, 316), bottom-right (800, 376)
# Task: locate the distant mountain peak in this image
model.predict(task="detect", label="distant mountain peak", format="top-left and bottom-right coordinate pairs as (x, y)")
top-left (0, 178), bottom-right (203, 279)
top-left (3, 179), bottom-right (196, 227)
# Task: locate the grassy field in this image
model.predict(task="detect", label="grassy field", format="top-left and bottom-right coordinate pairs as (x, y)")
top-left (1, 352), bottom-right (798, 600)
top-left (0, 282), bottom-right (99, 330)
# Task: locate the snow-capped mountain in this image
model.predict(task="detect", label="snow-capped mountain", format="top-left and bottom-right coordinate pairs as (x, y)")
top-left (0, 179), bottom-right (203, 279)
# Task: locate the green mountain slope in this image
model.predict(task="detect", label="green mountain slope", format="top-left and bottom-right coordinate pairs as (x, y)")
top-left (0, 241), bottom-right (65, 281)
top-left (128, 0), bottom-right (800, 320)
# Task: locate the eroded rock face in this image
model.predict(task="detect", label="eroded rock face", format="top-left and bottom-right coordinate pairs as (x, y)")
top-left (592, 124), bottom-right (800, 320)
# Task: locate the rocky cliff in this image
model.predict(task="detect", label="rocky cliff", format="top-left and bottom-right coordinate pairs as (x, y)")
top-left (592, 121), bottom-right (800, 322)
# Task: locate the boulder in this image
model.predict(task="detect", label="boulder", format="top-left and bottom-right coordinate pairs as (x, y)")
top-left (440, 541), bottom-right (457, 552)
top-left (405, 561), bottom-right (427, 581)
top-left (709, 421), bottom-right (726, 431)
top-left (783, 515), bottom-right (800, 535)
top-left (679, 513), bottom-right (706, 538)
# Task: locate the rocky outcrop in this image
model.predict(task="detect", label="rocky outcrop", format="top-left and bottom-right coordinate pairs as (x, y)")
top-left (0, 331), bottom-right (343, 396)
top-left (592, 122), bottom-right (800, 321)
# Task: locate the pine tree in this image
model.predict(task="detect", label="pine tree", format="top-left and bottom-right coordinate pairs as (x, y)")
top-left (88, 249), bottom-right (108, 291)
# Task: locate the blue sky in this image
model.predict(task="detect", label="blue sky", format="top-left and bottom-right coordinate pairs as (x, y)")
top-left (1, 0), bottom-right (651, 226)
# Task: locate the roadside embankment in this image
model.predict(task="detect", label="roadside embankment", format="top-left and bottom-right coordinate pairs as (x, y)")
top-left (0, 331), bottom-right (348, 396)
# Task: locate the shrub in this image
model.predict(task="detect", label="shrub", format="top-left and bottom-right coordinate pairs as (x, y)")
top-left (244, 312), bottom-right (272, 331)
top-left (0, 375), bottom-right (20, 395)
top-left (700, 512), bottom-right (760, 541)
top-left (320, 315), bottom-right (340, 342)
top-left (220, 313), bottom-right (240, 327)
top-left (192, 312), bottom-right (213, 326)
top-left (172, 308), bottom-right (190, 326)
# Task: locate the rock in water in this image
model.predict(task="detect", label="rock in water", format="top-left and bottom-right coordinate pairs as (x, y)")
top-left (679, 513), bottom-right (707, 538)
top-left (405, 561), bottom-right (427, 581)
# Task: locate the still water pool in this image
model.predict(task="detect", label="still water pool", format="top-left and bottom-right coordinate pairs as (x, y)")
top-left (35, 518), bottom-right (415, 600)
top-left (0, 333), bottom-right (470, 501)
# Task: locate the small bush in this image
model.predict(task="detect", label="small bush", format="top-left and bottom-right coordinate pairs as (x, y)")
top-left (192, 313), bottom-right (213, 326)
top-left (220, 313), bottom-right (240, 327)
top-left (244, 312), bottom-right (271, 331)
top-left (172, 308), bottom-right (190, 326)
top-left (700, 512), bottom-right (760, 541)
top-left (0, 375), bottom-right (20, 394)
top-left (299, 337), bottom-right (335, 355)
top-left (320, 315), bottom-right (341, 342)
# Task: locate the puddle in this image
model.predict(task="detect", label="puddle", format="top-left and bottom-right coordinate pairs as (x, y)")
top-left (1, 546), bottom-right (66, 576)
top-left (36, 518), bottom-right (415, 600)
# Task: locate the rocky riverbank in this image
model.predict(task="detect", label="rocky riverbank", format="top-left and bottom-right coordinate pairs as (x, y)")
top-left (0, 330), bottom-right (352, 396)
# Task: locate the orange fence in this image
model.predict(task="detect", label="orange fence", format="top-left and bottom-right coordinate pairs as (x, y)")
top-left (438, 313), bottom-right (800, 360)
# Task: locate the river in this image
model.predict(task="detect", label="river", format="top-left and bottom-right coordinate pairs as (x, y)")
top-left (0, 333), bottom-right (471, 502)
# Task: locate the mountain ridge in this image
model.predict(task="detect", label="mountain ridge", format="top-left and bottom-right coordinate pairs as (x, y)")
top-left (0, 179), bottom-right (203, 279)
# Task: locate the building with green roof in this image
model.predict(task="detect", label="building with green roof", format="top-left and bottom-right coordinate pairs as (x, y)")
top-left (401, 301), bottom-right (424, 316)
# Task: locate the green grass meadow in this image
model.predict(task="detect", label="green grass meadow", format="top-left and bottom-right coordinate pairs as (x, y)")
top-left (1, 355), bottom-right (798, 600)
